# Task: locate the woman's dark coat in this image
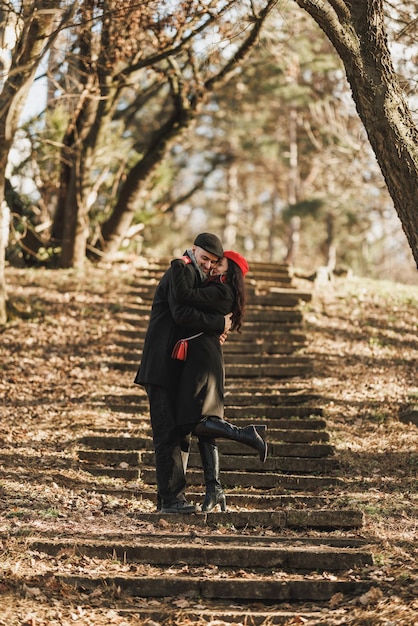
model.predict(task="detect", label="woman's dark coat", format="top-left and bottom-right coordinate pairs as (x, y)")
top-left (170, 259), bottom-right (235, 428)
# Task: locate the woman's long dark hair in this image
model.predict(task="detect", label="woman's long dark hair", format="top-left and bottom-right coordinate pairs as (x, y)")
top-left (225, 260), bottom-right (247, 332)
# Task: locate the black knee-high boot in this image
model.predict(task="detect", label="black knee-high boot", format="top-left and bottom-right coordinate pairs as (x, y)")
top-left (194, 417), bottom-right (267, 462)
top-left (198, 438), bottom-right (226, 512)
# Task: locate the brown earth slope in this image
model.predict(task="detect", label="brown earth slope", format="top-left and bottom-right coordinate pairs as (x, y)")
top-left (0, 263), bottom-right (417, 625)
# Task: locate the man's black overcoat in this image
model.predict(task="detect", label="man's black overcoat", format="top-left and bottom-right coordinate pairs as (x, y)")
top-left (170, 259), bottom-right (235, 427)
top-left (134, 262), bottom-right (225, 401)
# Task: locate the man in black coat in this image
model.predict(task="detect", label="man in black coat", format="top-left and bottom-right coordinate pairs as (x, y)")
top-left (134, 233), bottom-right (231, 513)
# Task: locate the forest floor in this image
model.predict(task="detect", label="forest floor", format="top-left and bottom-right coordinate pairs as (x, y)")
top-left (0, 262), bottom-right (417, 625)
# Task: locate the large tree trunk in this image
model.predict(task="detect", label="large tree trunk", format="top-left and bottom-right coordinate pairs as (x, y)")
top-left (295, 0), bottom-right (418, 267)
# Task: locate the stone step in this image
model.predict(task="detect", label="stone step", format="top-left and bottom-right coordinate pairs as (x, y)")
top-left (137, 490), bottom-right (336, 511)
top-left (80, 415), bottom-right (328, 431)
top-left (48, 573), bottom-right (372, 603)
top-left (78, 450), bottom-right (338, 474)
top-left (138, 261), bottom-right (294, 279)
top-left (122, 285), bottom-right (312, 314)
top-left (225, 405), bottom-right (323, 418)
top-left (223, 342), bottom-right (307, 355)
top-left (121, 327), bottom-right (308, 342)
top-left (249, 288), bottom-right (312, 305)
top-left (114, 352), bottom-right (312, 368)
top-left (113, 338), bottom-right (308, 356)
top-left (244, 309), bottom-right (305, 323)
top-left (17, 603), bottom-right (320, 625)
top-left (225, 362), bottom-right (313, 378)
top-left (99, 391), bottom-right (322, 412)
top-left (139, 468), bottom-right (343, 491)
top-left (225, 392), bottom-right (320, 405)
top-left (31, 536), bottom-right (372, 570)
top-left (78, 439), bottom-right (335, 461)
top-left (109, 384), bottom-right (314, 400)
top-left (225, 381), bottom-right (312, 392)
top-left (77, 427), bottom-right (330, 451)
top-left (117, 318), bottom-right (306, 335)
top-left (224, 354), bottom-right (312, 366)
top-left (107, 360), bottom-right (313, 377)
top-left (79, 463), bottom-right (342, 490)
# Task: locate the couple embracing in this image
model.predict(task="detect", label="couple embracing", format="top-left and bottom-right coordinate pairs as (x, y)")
top-left (134, 232), bottom-right (267, 514)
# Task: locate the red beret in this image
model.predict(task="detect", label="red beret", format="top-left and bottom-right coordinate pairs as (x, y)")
top-left (223, 250), bottom-right (249, 276)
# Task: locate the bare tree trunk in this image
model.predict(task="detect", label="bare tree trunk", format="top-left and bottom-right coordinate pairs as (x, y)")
top-left (99, 109), bottom-right (193, 258)
top-left (0, 1), bottom-right (76, 320)
top-left (0, 200), bottom-right (9, 324)
top-left (284, 108), bottom-right (300, 265)
top-left (324, 212), bottom-right (336, 271)
top-left (98, 0), bottom-right (278, 260)
top-left (223, 163), bottom-right (239, 248)
top-left (288, 108), bottom-right (298, 206)
top-left (52, 1), bottom-right (101, 269)
top-left (284, 216), bottom-right (301, 264)
top-left (294, 0), bottom-right (418, 267)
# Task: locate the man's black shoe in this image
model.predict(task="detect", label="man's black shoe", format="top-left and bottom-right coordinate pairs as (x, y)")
top-left (160, 499), bottom-right (201, 514)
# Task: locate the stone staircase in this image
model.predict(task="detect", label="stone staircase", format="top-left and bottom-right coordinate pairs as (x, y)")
top-left (0, 260), bottom-right (376, 623)
top-left (40, 259), bottom-right (374, 622)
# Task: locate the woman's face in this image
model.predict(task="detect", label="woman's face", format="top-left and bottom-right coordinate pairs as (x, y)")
top-left (212, 256), bottom-right (228, 276)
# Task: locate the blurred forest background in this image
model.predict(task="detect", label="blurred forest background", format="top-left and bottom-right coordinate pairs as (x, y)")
top-left (1, 0), bottom-right (417, 287)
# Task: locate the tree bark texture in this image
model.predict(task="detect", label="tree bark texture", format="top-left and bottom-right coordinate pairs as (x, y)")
top-left (294, 0), bottom-right (418, 267)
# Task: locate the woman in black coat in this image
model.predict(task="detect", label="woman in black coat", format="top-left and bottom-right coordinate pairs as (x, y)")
top-left (170, 251), bottom-right (267, 512)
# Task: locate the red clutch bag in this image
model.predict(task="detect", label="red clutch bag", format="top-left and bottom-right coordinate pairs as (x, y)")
top-left (171, 332), bottom-right (203, 361)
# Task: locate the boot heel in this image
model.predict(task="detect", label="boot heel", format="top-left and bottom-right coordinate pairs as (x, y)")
top-left (202, 489), bottom-right (226, 512)
top-left (242, 425), bottom-right (268, 462)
